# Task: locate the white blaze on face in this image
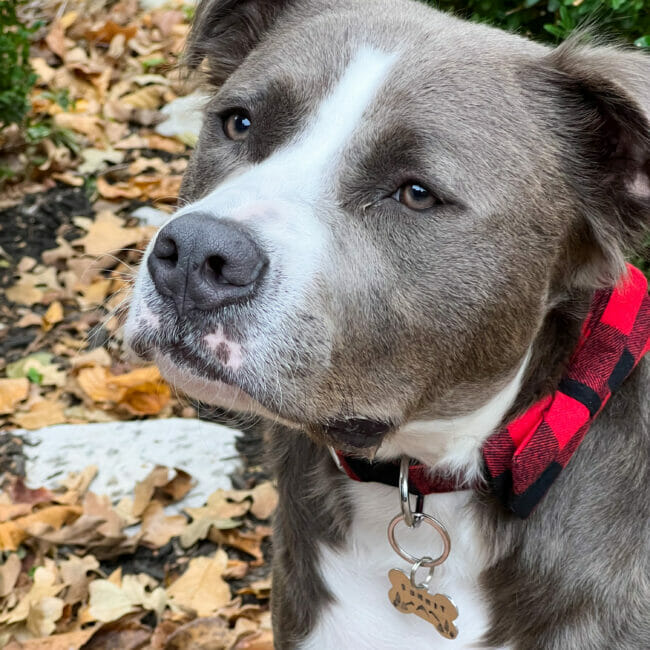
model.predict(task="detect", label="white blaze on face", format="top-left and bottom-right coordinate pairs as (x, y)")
top-left (171, 47), bottom-right (398, 303)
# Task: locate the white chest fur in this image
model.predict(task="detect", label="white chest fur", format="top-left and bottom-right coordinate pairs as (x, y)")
top-left (300, 481), bottom-right (500, 650)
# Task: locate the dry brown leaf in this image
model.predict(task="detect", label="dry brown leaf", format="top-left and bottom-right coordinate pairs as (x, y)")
top-left (45, 20), bottom-right (66, 59)
top-left (121, 85), bottom-right (165, 110)
top-left (59, 554), bottom-right (100, 605)
top-left (0, 565), bottom-right (64, 625)
top-left (132, 465), bottom-right (170, 517)
top-left (15, 626), bottom-right (98, 650)
top-left (163, 616), bottom-right (233, 650)
top-left (13, 400), bottom-right (67, 430)
top-left (73, 210), bottom-right (143, 257)
top-left (83, 492), bottom-right (125, 538)
top-left (0, 378), bottom-right (29, 415)
top-left (77, 278), bottom-right (113, 309)
top-left (0, 502), bottom-right (32, 522)
top-left (70, 347), bottom-right (112, 368)
top-left (88, 574), bottom-right (167, 623)
top-left (6, 266), bottom-right (61, 306)
top-left (9, 478), bottom-right (55, 506)
top-left (120, 381), bottom-right (171, 415)
top-left (185, 490), bottom-right (251, 523)
top-left (52, 113), bottom-right (105, 146)
top-left (85, 20), bottom-right (137, 44)
top-left (82, 619), bottom-right (151, 650)
top-left (140, 501), bottom-right (187, 547)
top-left (26, 595), bottom-right (65, 637)
top-left (96, 176), bottom-right (142, 200)
top-left (167, 550), bottom-right (231, 617)
top-left (237, 577), bottom-right (271, 600)
top-left (0, 505), bottom-right (82, 551)
top-left (0, 553), bottom-right (22, 598)
top-left (209, 528), bottom-right (264, 564)
top-left (248, 483), bottom-right (278, 520)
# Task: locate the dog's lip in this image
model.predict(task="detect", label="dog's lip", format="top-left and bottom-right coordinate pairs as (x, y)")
top-left (316, 417), bottom-right (393, 450)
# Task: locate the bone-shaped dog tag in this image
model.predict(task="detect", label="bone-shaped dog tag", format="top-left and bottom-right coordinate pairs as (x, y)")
top-left (388, 569), bottom-right (459, 640)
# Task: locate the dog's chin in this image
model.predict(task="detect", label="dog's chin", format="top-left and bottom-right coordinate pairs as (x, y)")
top-left (153, 352), bottom-right (266, 414)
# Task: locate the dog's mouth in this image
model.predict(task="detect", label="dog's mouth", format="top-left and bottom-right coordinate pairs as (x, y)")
top-left (127, 310), bottom-right (394, 450)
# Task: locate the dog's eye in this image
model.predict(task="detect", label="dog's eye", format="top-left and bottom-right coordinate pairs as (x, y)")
top-left (223, 112), bottom-right (252, 141)
top-left (393, 183), bottom-right (440, 210)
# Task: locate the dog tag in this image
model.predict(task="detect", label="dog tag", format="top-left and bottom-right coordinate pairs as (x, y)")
top-left (387, 568), bottom-right (459, 640)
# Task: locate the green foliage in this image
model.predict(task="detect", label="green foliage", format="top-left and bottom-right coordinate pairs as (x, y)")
top-left (433, 0), bottom-right (650, 47)
top-left (0, 0), bottom-right (40, 131)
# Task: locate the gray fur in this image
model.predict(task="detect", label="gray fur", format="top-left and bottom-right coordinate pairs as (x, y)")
top-left (125, 0), bottom-right (650, 647)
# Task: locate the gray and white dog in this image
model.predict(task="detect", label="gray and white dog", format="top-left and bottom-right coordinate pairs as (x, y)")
top-left (125, 0), bottom-right (650, 647)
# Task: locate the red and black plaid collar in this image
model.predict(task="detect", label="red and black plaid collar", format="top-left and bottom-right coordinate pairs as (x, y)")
top-left (335, 265), bottom-right (650, 518)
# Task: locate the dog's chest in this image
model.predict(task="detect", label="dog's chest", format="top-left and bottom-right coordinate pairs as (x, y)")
top-left (300, 481), bottom-right (502, 650)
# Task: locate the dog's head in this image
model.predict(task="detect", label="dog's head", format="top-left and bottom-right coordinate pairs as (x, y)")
top-left (125, 0), bottom-right (649, 451)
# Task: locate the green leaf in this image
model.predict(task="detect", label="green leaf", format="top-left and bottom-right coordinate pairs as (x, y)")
top-left (26, 367), bottom-right (43, 384)
top-left (6, 353), bottom-right (53, 379)
top-left (634, 35), bottom-right (650, 48)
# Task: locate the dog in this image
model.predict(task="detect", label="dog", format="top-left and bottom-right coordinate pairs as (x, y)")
top-left (124, 0), bottom-right (650, 647)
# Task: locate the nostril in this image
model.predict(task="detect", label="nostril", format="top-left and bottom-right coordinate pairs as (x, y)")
top-left (155, 236), bottom-right (179, 267)
top-left (205, 255), bottom-right (227, 284)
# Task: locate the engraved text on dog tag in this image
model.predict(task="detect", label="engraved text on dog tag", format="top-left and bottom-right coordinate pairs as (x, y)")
top-left (387, 569), bottom-right (459, 640)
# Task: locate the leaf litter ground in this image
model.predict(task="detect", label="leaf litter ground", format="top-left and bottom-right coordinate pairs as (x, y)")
top-left (1, 2), bottom-right (274, 648)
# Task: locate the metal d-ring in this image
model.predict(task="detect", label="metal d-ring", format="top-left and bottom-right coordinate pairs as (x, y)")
top-left (387, 512), bottom-right (451, 569)
top-left (410, 555), bottom-right (436, 590)
top-left (399, 456), bottom-right (420, 527)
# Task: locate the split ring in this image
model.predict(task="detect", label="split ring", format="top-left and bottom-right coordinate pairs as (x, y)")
top-left (410, 556), bottom-right (436, 590)
top-left (387, 512), bottom-right (451, 568)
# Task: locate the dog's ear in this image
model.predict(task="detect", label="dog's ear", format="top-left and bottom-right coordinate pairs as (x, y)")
top-left (185, 0), bottom-right (294, 85)
top-left (534, 37), bottom-right (650, 289)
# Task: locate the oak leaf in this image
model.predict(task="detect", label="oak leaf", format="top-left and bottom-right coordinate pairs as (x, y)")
top-left (167, 550), bottom-right (231, 617)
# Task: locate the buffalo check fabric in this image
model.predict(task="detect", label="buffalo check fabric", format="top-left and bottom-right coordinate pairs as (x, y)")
top-left (337, 264), bottom-right (650, 519)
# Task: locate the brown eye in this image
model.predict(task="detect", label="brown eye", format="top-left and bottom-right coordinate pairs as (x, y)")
top-left (394, 182), bottom-right (439, 210)
top-left (223, 112), bottom-right (252, 140)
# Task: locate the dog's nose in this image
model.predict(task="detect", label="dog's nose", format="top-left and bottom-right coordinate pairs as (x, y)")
top-left (148, 213), bottom-right (267, 314)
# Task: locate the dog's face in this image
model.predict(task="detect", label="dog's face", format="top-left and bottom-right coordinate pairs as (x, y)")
top-left (125, 0), bottom-right (650, 450)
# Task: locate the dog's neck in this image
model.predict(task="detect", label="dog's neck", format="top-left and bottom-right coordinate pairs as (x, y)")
top-left (376, 290), bottom-right (590, 481)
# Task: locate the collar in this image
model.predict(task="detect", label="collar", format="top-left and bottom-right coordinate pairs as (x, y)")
top-left (335, 264), bottom-right (650, 519)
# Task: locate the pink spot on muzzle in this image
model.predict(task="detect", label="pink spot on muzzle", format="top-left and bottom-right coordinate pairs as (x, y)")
top-left (204, 326), bottom-right (243, 370)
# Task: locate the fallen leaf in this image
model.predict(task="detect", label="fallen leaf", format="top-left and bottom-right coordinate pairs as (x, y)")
top-left (59, 554), bottom-right (100, 605)
top-left (85, 20), bottom-right (137, 44)
top-left (0, 378), bottom-right (29, 414)
top-left (16, 627), bottom-right (98, 650)
top-left (167, 550), bottom-right (231, 617)
top-left (6, 266), bottom-right (61, 306)
top-left (88, 574), bottom-right (167, 623)
top-left (26, 595), bottom-right (65, 637)
top-left (13, 401), bottom-right (67, 430)
top-left (0, 553), bottom-right (22, 597)
top-left (73, 211), bottom-right (143, 257)
top-left (9, 477), bottom-right (55, 506)
top-left (140, 501), bottom-right (187, 547)
top-left (0, 565), bottom-right (65, 625)
top-left (0, 505), bottom-right (82, 551)
top-left (248, 482), bottom-right (278, 520)
top-left (164, 616), bottom-right (234, 650)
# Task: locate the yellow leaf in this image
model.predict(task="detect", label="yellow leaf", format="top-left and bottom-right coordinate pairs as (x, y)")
top-left (72, 211), bottom-right (143, 256)
top-left (13, 401), bottom-right (66, 430)
top-left (41, 301), bottom-right (64, 332)
top-left (0, 566), bottom-right (64, 624)
top-left (0, 378), bottom-right (29, 415)
top-left (167, 550), bottom-right (231, 617)
top-left (26, 595), bottom-right (64, 637)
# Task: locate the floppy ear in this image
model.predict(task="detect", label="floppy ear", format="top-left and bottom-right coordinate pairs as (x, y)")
top-left (185, 0), bottom-right (293, 84)
top-left (535, 38), bottom-right (650, 288)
